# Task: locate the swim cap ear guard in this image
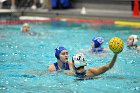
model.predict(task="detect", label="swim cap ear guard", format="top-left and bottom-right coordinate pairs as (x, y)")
top-left (72, 53), bottom-right (87, 68)
top-left (92, 37), bottom-right (104, 48)
top-left (55, 47), bottom-right (67, 59)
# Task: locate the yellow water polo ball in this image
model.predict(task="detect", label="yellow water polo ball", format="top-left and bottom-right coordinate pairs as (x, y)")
top-left (108, 37), bottom-right (124, 53)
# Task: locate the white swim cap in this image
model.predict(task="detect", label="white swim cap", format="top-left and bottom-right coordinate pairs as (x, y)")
top-left (21, 23), bottom-right (30, 32)
top-left (129, 35), bottom-right (139, 45)
top-left (22, 23), bottom-right (29, 27)
top-left (72, 53), bottom-right (87, 68)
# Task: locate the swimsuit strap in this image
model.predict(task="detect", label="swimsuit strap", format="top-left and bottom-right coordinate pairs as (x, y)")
top-left (54, 62), bottom-right (59, 71)
top-left (64, 62), bottom-right (70, 70)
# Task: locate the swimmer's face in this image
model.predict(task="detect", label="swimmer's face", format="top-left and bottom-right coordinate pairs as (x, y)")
top-left (59, 50), bottom-right (68, 63)
top-left (22, 25), bottom-right (30, 32)
top-left (127, 36), bottom-right (134, 46)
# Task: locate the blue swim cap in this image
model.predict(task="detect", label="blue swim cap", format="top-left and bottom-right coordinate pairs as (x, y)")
top-left (55, 47), bottom-right (67, 59)
top-left (92, 37), bottom-right (104, 48)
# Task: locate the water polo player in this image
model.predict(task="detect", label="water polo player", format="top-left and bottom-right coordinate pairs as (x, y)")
top-left (48, 47), bottom-right (73, 71)
top-left (91, 37), bottom-right (105, 53)
top-left (64, 52), bottom-right (119, 79)
top-left (127, 35), bottom-right (140, 50)
top-left (21, 23), bottom-right (37, 36)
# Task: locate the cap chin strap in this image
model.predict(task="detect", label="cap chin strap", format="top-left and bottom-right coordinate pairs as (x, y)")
top-left (128, 45), bottom-right (137, 49)
top-left (127, 43), bottom-right (137, 49)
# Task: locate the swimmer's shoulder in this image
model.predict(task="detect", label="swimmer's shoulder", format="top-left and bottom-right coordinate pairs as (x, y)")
top-left (64, 70), bottom-right (75, 75)
top-left (86, 68), bottom-right (97, 77)
top-left (29, 32), bottom-right (37, 36)
top-left (68, 61), bottom-right (73, 65)
top-left (137, 46), bottom-right (140, 49)
top-left (48, 64), bottom-right (56, 71)
top-left (68, 61), bottom-right (74, 70)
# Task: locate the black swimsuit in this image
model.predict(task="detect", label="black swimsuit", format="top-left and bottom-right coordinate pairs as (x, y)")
top-left (75, 70), bottom-right (86, 78)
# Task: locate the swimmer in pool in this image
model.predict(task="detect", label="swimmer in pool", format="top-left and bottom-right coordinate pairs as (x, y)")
top-left (21, 23), bottom-right (36, 36)
top-left (48, 47), bottom-right (73, 71)
top-left (22, 23), bottom-right (30, 33)
top-left (127, 35), bottom-right (140, 51)
top-left (64, 52), bottom-right (118, 79)
top-left (91, 37), bottom-right (106, 53)
top-left (77, 37), bottom-right (108, 56)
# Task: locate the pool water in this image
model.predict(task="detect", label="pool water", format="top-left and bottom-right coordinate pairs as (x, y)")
top-left (0, 21), bottom-right (140, 93)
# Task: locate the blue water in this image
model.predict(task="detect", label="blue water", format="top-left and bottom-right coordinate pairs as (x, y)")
top-left (0, 21), bottom-right (140, 93)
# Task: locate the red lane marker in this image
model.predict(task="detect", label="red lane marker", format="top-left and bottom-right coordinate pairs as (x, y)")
top-left (0, 18), bottom-right (115, 25)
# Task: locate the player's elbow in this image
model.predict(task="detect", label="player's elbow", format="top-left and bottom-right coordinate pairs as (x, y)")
top-left (103, 65), bottom-right (110, 71)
